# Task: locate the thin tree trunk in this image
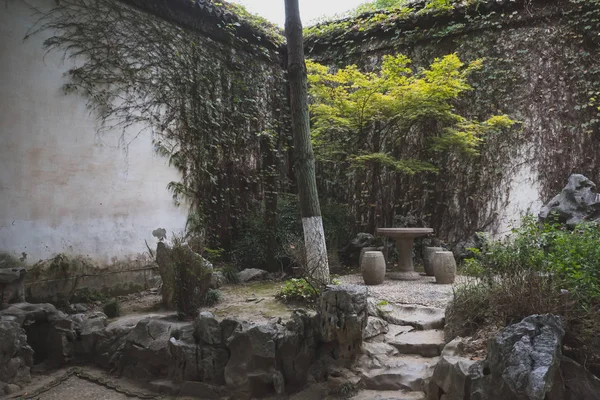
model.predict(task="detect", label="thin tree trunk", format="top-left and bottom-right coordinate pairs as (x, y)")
top-left (261, 134), bottom-right (278, 272)
top-left (284, 0), bottom-right (329, 286)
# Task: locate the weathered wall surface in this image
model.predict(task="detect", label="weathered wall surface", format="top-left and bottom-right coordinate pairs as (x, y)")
top-left (0, 0), bottom-right (188, 265)
top-left (306, 0), bottom-right (600, 241)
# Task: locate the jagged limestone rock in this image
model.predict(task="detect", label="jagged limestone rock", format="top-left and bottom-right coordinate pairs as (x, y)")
top-left (539, 174), bottom-right (600, 227)
top-left (319, 284), bottom-right (368, 365)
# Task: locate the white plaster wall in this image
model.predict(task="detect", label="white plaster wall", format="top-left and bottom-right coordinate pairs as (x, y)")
top-left (0, 0), bottom-right (188, 265)
top-left (494, 155), bottom-right (544, 237)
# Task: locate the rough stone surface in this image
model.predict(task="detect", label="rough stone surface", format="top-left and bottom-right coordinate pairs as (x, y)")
top-left (388, 330), bottom-right (445, 358)
top-left (319, 284), bottom-right (368, 365)
top-left (155, 241), bottom-right (213, 310)
top-left (1, 302), bottom-right (75, 367)
top-left (359, 356), bottom-right (437, 391)
top-left (426, 355), bottom-right (481, 400)
top-left (339, 233), bottom-right (375, 266)
top-left (554, 356), bottom-right (600, 400)
top-left (362, 342), bottom-right (400, 358)
top-left (427, 314), bottom-right (568, 400)
top-left (367, 297), bottom-right (380, 317)
top-left (486, 314), bottom-right (564, 400)
top-left (209, 270), bottom-right (225, 289)
top-left (378, 303), bottom-right (445, 330)
top-left (224, 322), bottom-right (285, 397)
top-left (364, 317), bottom-right (389, 340)
top-left (0, 318), bottom-right (33, 386)
top-left (238, 268), bottom-right (269, 283)
top-left (539, 174), bottom-right (600, 227)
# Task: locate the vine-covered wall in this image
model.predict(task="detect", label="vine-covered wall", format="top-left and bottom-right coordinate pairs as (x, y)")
top-left (305, 0), bottom-right (600, 242)
top-left (0, 0), bottom-right (289, 264)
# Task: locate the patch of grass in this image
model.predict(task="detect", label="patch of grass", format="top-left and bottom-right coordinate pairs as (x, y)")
top-left (221, 265), bottom-right (240, 284)
top-left (377, 300), bottom-right (389, 307)
top-left (276, 278), bottom-right (319, 304)
top-left (199, 289), bottom-right (222, 307)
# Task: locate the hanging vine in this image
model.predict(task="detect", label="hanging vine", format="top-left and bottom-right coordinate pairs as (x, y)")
top-left (28, 0), bottom-right (288, 248)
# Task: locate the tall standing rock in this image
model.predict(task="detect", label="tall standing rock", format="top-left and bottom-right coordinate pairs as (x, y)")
top-left (539, 174), bottom-right (600, 226)
top-left (318, 285), bottom-right (368, 366)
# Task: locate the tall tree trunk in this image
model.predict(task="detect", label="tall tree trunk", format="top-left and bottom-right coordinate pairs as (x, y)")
top-left (284, 0), bottom-right (329, 287)
top-left (261, 134), bottom-right (278, 272)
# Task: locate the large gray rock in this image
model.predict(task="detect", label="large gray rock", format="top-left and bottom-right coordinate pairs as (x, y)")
top-left (0, 267), bottom-right (26, 308)
top-left (155, 242), bottom-right (213, 315)
top-left (486, 314), bottom-right (564, 400)
top-left (238, 268), bottom-right (269, 283)
top-left (428, 314), bottom-right (566, 400)
top-left (319, 285), bottom-right (368, 365)
top-left (0, 302), bottom-right (75, 367)
top-left (224, 322), bottom-right (285, 397)
top-left (425, 354), bottom-right (482, 400)
top-left (363, 317), bottom-right (389, 340)
top-left (71, 311), bottom-right (108, 358)
top-left (539, 174), bottom-right (600, 226)
top-left (117, 318), bottom-right (182, 379)
top-left (0, 318), bottom-right (33, 386)
top-left (170, 315), bottom-right (229, 385)
top-left (276, 311), bottom-right (318, 392)
top-left (552, 356), bottom-right (600, 400)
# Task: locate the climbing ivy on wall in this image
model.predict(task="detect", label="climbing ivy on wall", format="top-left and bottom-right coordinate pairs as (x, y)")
top-left (304, 0), bottom-right (600, 241)
top-left (28, 0), bottom-right (288, 248)
top-left (307, 53), bottom-right (516, 232)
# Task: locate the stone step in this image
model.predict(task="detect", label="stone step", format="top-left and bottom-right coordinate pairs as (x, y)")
top-left (388, 330), bottom-right (445, 357)
top-left (378, 304), bottom-right (445, 330)
top-left (350, 389), bottom-right (425, 400)
top-left (358, 355), bottom-right (437, 392)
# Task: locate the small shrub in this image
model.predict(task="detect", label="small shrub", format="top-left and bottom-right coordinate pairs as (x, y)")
top-left (277, 278), bottom-right (319, 303)
top-left (221, 265), bottom-right (240, 284)
top-left (103, 299), bottom-right (122, 318)
top-left (199, 289), bottom-right (221, 306)
top-left (460, 256), bottom-right (485, 277)
top-left (204, 247), bottom-right (225, 263)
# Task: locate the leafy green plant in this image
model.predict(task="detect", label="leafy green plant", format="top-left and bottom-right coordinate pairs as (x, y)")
top-left (102, 299), bottom-right (122, 318)
top-left (464, 215), bottom-right (600, 303)
top-left (377, 300), bottom-right (389, 307)
top-left (277, 278), bottom-right (319, 303)
top-left (204, 247), bottom-right (225, 263)
top-left (221, 265), bottom-right (240, 284)
top-left (199, 289), bottom-right (221, 307)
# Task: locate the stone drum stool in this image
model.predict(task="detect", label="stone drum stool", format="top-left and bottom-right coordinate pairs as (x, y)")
top-left (359, 247), bottom-right (378, 271)
top-left (362, 251), bottom-right (386, 285)
top-left (432, 251), bottom-right (457, 284)
top-left (423, 246), bottom-right (444, 276)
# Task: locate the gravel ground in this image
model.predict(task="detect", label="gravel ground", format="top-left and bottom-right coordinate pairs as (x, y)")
top-left (338, 273), bottom-right (471, 309)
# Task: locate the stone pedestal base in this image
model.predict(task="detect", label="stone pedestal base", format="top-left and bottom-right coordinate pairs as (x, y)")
top-left (387, 271), bottom-right (421, 281)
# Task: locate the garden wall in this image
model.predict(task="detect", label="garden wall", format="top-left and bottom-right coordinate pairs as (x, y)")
top-left (0, 0), bottom-right (286, 277)
top-left (305, 0), bottom-right (600, 242)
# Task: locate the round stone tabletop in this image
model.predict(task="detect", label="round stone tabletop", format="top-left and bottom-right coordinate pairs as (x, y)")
top-left (376, 228), bottom-right (434, 238)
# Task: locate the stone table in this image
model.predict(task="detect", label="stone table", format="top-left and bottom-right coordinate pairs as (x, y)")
top-left (376, 228), bottom-right (434, 281)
